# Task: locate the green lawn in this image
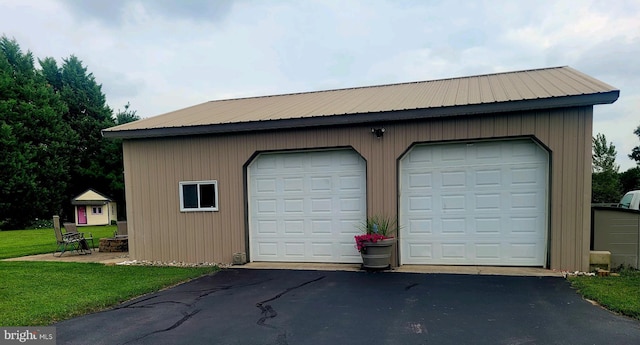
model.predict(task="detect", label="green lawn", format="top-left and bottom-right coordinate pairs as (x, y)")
top-left (569, 269), bottom-right (640, 320)
top-left (0, 226), bottom-right (219, 326)
top-left (0, 261), bottom-right (218, 326)
top-left (0, 226), bottom-right (116, 259)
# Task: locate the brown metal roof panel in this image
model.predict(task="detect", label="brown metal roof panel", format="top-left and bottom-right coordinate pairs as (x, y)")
top-left (486, 74), bottom-right (510, 102)
top-left (397, 81), bottom-right (437, 110)
top-left (428, 79), bottom-right (452, 107)
top-left (466, 76), bottom-right (482, 105)
top-left (103, 66), bottom-right (619, 136)
top-left (499, 73), bottom-right (524, 101)
top-left (543, 68), bottom-right (586, 94)
top-left (455, 77), bottom-right (471, 106)
top-left (524, 70), bottom-right (566, 97)
top-left (511, 72), bottom-right (545, 100)
top-left (477, 76), bottom-right (495, 103)
top-left (441, 78), bottom-right (460, 107)
top-left (558, 67), bottom-right (617, 94)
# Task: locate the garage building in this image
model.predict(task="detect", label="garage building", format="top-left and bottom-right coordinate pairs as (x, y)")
top-left (102, 66), bottom-right (619, 271)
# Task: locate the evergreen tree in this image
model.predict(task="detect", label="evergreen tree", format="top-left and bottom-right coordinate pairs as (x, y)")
top-left (40, 55), bottom-right (120, 219)
top-left (115, 102), bottom-right (140, 125)
top-left (0, 36), bottom-right (74, 229)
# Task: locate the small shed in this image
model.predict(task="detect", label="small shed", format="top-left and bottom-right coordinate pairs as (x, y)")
top-left (71, 189), bottom-right (117, 226)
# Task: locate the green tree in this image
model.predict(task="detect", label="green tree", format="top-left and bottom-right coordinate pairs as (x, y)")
top-left (591, 133), bottom-right (621, 203)
top-left (630, 125), bottom-right (640, 164)
top-left (0, 36), bottom-right (74, 229)
top-left (592, 133), bottom-right (619, 173)
top-left (40, 55), bottom-right (119, 220)
top-left (620, 167), bottom-right (640, 194)
top-left (115, 102), bottom-right (140, 125)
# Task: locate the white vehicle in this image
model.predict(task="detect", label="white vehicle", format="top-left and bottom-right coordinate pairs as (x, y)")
top-left (619, 190), bottom-right (640, 210)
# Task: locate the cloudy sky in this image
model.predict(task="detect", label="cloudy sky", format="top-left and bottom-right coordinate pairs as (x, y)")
top-left (2, 0), bottom-right (639, 170)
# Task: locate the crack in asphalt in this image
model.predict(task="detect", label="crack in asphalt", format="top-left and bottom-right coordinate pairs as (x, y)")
top-left (115, 295), bottom-right (160, 309)
top-left (116, 280), bottom-right (273, 310)
top-left (255, 276), bottom-right (326, 328)
top-left (121, 309), bottom-right (201, 345)
top-left (405, 283), bottom-right (419, 291)
top-left (112, 278), bottom-right (273, 344)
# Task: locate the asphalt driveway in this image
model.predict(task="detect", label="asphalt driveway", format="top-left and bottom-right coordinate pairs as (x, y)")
top-left (56, 269), bottom-right (640, 345)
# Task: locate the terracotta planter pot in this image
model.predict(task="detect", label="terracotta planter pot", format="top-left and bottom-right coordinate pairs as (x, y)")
top-left (360, 238), bottom-right (396, 269)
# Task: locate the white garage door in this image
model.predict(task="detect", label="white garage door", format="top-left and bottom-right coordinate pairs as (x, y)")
top-left (400, 139), bottom-right (548, 266)
top-left (248, 149), bottom-right (366, 263)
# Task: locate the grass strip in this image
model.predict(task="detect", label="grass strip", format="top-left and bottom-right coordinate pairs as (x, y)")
top-left (569, 269), bottom-right (640, 320)
top-left (0, 261), bottom-right (218, 326)
top-left (0, 226), bottom-right (116, 259)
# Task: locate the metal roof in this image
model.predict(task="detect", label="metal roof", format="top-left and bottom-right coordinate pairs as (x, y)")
top-left (102, 66), bottom-right (619, 139)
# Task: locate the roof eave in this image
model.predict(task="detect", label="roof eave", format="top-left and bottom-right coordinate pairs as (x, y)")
top-left (71, 200), bottom-right (111, 206)
top-left (102, 91), bottom-right (619, 140)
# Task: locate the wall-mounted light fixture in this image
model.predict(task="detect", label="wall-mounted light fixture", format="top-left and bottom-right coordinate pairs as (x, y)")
top-left (371, 127), bottom-right (385, 138)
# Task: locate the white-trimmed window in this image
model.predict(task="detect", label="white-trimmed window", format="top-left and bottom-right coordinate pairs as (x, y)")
top-left (179, 180), bottom-right (219, 212)
top-left (92, 206), bottom-right (102, 215)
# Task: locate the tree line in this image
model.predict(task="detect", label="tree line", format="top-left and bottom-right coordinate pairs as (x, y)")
top-left (0, 36), bottom-right (139, 230)
top-left (2, 35), bottom-right (638, 228)
top-left (592, 131), bottom-right (640, 203)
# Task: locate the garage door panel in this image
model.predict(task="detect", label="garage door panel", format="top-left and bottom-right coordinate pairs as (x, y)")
top-left (258, 242), bottom-right (278, 257)
top-left (409, 243), bottom-right (434, 259)
top-left (473, 217), bottom-right (501, 234)
top-left (441, 217), bottom-right (466, 234)
top-left (475, 193), bottom-right (501, 210)
top-left (340, 197), bottom-right (363, 212)
top-left (474, 243), bottom-right (501, 259)
top-left (283, 177), bottom-right (303, 192)
top-left (475, 169), bottom-right (502, 186)
top-left (310, 243), bottom-right (333, 257)
top-left (249, 150), bottom-right (366, 263)
top-left (340, 175), bottom-right (363, 190)
top-left (284, 220), bottom-right (304, 234)
top-left (408, 219), bottom-right (433, 234)
top-left (256, 220), bottom-right (278, 234)
top-left (338, 219), bottom-right (362, 234)
top-left (401, 140), bottom-right (548, 266)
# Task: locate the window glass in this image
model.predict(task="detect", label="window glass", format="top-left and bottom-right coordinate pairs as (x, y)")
top-left (182, 184), bottom-right (198, 209)
top-left (199, 184), bottom-right (216, 208)
top-left (620, 193), bottom-right (633, 208)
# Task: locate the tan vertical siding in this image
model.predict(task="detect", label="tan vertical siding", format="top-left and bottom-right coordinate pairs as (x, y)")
top-left (123, 106), bottom-right (593, 270)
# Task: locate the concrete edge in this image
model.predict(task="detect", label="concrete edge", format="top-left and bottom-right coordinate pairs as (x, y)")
top-left (233, 262), bottom-right (565, 277)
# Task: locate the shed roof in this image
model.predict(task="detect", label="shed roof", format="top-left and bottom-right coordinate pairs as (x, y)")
top-left (71, 189), bottom-right (112, 205)
top-left (102, 66), bottom-right (619, 139)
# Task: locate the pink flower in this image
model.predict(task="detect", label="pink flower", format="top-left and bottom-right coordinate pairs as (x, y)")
top-left (354, 234), bottom-right (391, 252)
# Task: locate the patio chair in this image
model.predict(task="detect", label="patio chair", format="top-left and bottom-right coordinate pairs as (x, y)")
top-left (53, 219), bottom-right (83, 256)
top-left (63, 222), bottom-right (93, 254)
top-left (115, 221), bottom-right (128, 239)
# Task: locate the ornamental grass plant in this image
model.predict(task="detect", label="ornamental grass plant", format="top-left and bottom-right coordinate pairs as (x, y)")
top-left (354, 215), bottom-right (399, 252)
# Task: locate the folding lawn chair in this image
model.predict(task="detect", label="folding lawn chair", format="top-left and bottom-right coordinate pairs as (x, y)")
top-left (53, 218), bottom-right (83, 256)
top-left (63, 222), bottom-right (93, 254)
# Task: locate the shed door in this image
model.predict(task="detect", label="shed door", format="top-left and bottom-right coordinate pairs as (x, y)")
top-left (77, 206), bottom-right (87, 225)
top-left (248, 149), bottom-right (366, 263)
top-left (400, 139), bottom-right (548, 266)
